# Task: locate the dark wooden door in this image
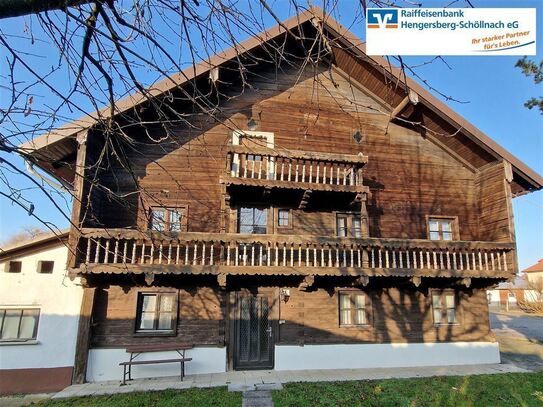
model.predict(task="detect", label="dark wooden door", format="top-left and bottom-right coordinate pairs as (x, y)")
top-left (234, 293), bottom-right (274, 370)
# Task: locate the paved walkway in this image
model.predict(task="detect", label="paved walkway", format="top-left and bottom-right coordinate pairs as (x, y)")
top-left (52, 363), bottom-right (525, 399)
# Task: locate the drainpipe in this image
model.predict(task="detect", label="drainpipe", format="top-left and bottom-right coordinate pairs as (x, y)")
top-left (24, 159), bottom-right (71, 191)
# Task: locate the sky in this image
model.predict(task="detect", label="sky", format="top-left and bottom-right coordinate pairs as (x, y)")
top-left (0, 0), bottom-right (542, 270)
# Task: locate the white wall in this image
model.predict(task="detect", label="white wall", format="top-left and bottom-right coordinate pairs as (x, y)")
top-left (275, 342), bottom-right (500, 371)
top-left (0, 244), bottom-right (83, 369)
top-left (86, 347), bottom-right (226, 382)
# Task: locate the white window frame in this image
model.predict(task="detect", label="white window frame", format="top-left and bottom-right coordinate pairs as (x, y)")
top-left (231, 130), bottom-right (275, 179)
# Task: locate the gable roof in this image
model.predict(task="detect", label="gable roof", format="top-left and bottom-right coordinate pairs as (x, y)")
top-left (0, 230), bottom-right (69, 260)
top-left (523, 259), bottom-right (543, 273)
top-left (19, 6), bottom-right (543, 195)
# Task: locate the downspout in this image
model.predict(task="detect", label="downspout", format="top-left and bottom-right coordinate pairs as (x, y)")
top-left (24, 159), bottom-right (72, 191)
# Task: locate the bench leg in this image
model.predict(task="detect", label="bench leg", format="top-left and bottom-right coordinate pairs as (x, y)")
top-left (180, 361), bottom-right (185, 382)
top-left (122, 365), bottom-right (127, 386)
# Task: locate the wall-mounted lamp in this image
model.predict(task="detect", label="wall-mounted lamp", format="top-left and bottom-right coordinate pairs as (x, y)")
top-left (352, 130), bottom-right (363, 144)
top-left (280, 288), bottom-right (290, 303)
top-left (247, 118), bottom-right (258, 131)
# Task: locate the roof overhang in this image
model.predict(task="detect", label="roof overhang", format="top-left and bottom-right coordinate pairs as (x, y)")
top-left (19, 6), bottom-right (543, 194)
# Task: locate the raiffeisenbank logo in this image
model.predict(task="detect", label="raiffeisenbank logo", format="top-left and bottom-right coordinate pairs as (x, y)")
top-left (367, 9), bottom-right (398, 29)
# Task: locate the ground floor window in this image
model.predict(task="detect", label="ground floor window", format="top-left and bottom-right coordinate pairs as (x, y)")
top-left (0, 308), bottom-right (40, 342)
top-left (432, 291), bottom-right (457, 325)
top-left (136, 292), bottom-right (177, 334)
top-left (339, 291), bottom-right (370, 326)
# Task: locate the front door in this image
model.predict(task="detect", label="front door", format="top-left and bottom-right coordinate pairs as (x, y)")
top-left (233, 293), bottom-right (274, 370)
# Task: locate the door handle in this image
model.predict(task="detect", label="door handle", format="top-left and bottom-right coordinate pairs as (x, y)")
top-left (266, 327), bottom-right (272, 337)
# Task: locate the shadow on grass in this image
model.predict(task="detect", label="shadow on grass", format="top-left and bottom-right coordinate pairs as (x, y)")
top-left (272, 373), bottom-right (543, 407)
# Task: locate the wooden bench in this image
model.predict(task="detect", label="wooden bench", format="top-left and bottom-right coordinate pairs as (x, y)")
top-left (119, 344), bottom-right (193, 385)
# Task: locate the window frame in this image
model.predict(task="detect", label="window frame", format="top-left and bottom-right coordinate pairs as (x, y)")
top-left (37, 260), bottom-right (54, 274)
top-left (335, 213), bottom-right (363, 238)
top-left (5, 261), bottom-right (22, 273)
top-left (426, 215), bottom-right (459, 241)
top-left (276, 208), bottom-right (292, 229)
top-left (338, 290), bottom-right (372, 328)
top-left (431, 290), bottom-right (459, 326)
top-left (0, 307), bottom-right (40, 343)
top-left (237, 206), bottom-right (268, 234)
top-left (134, 292), bottom-right (178, 336)
top-left (149, 206), bottom-right (188, 232)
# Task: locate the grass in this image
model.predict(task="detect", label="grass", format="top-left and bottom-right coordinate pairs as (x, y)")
top-left (272, 373), bottom-right (543, 407)
top-left (32, 373), bottom-right (543, 406)
top-left (36, 387), bottom-right (241, 407)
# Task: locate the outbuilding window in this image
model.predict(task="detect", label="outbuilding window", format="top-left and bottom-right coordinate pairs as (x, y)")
top-left (0, 308), bottom-right (40, 342)
top-left (5, 261), bottom-right (22, 273)
top-left (135, 292), bottom-right (178, 334)
top-left (339, 292), bottom-right (370, 326)
top-left (37, 261), bottom-right (54, 274)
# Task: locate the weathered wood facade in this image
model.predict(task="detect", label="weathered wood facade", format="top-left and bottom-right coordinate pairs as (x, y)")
top-left (21, 7), bottom-right (542, 380)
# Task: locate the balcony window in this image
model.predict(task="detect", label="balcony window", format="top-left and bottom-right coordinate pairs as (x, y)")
top-left (336, 213), bottom-right (362, 238)
top-left (277, 209), bottom-right (290, 228)
top-left (427, 217), bottom-right (456, 241)
top-left (238, 207), bottom-right (267, 234)
top-left (150, 207), bottom-right (186, 232)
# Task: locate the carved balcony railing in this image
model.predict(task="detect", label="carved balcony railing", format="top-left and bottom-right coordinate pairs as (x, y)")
top-left (74, 228), bottom-right (515, 279)
top-left (221, 145), bottom-right (369, 193)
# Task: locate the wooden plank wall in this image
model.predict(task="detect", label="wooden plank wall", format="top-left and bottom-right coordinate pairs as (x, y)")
top-left (89, 64), bottom-right (485, 241)
top-left (90, 285), bottom-right (225, 348)
top-left (278, 285), bottom-right (493, 345)
top-left (90, 282), bottom-right (493, 348)
top-left (475, 162), bottom-right (512, 242)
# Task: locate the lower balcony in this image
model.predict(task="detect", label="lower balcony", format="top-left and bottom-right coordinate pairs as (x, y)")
top-left (73, 228), bottom-right (515, 283)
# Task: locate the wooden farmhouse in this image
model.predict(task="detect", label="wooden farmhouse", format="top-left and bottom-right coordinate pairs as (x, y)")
top-left (20, 7), bottom-right (543, 382)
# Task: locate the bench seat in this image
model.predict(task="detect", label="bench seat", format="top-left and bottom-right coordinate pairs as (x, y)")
top-left (119, 357), bottom-right (192, 366)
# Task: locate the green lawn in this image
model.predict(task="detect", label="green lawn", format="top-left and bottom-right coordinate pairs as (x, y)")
top-left (37, 387), bottom-right (241, 407)
top-left (34, 373), bottom-right (543, 406)
top-left (272, 373), bottom-right (543, 407)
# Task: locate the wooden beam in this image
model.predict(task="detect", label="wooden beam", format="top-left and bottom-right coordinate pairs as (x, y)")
top-left (298, 275), bottom-right (315, 291)
top-left (72, 286), bottom-right (95, 384)
top-left (411, 276), bottom-right (422, 287)
top-left (67, 131), bottom-right (88, 269)
top-left (299, 189), bottom-right (312, 209)
top-left (144, 271), bottom-right (155, 286)
top-left (390, 96), bottom-right (410, 120)
top-left (355, 275), bottom-right (369, 287)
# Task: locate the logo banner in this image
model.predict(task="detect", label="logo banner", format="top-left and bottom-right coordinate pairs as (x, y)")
top-left (366, 8), bottom-right (536, 55)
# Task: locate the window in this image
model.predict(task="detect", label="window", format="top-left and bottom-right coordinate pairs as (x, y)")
top-left (428, 217), bottom-right (455, 241)
top-left (5, 261), bottom-right (22, 273)
top-left (37, 261), bottom-right (54, 274)
top-left (339, 292), bottom-right (370, 326)
top-left (0, 308), bottom-right (40, 342)
top-left (150, 207), bottom-right (186, 232)
top-left (238, 207), bottom-right (267, 234)
top-left (336, 214), bottom-right (362, 238)
top-left (432, 291), bottom-right (457, 325)
top-left (136, 293), bottom-right (177, 333)
top-left (277, 209), bottom-right (290, 227)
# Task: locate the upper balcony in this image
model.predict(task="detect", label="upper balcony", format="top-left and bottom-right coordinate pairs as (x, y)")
top-left (72, 228), bottom-right (515, 285)
top-left (221, 146), bottom-right (369, 205)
